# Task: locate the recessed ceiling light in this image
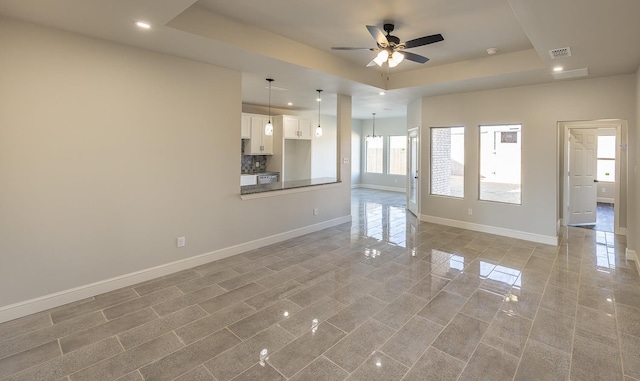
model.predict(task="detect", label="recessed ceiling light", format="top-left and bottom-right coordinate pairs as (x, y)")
top-left (287, 102), bottom-right (293, 106)
top-left (553, 66), bottom-right (564, 72)
top-left (487, 48), bottom-right (498, 55)
top-left (135, 21), bottom-right (151, 29)
top-left (379, 91), bottom-right (386, 95)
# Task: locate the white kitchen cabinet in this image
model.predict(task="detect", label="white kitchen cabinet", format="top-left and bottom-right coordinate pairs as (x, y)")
top-left (298, 118), bottom-right (313, 139)
top-left (245, 115), bottom-right (273, 155)
top-left (241, 114), bottom-right (251, 139)
top-left (282, 115), bottom-right (312, 140)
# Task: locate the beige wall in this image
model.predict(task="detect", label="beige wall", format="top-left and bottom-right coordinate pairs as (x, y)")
top-left (633, 67), bottom-right (640, 252)
top-left (0, 17), bottom-right (351, 310)
top-left (421, 75), bottom-right (636, 240)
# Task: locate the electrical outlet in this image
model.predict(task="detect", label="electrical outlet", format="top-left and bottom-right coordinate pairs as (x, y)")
top-left (343, 157), bottom-right (350, 164)
top-left (176, 236), bottom-right (186, 248)
top-left (602, 188), bottom-right (606, 193)
top-left (468, 208), bottom-right (473, 216)
top-left (313, 208), bottom-right (319, 216)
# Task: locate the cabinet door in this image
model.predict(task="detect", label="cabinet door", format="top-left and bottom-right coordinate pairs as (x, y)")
top-left (261, 117), bottom-right (273, 154)
top-left (241, 114), bottom-right (251, 139)
top-left (283, 116), bottom-right (299, 139)
top-left (298, 118), bottom-right (313, 140)
top-left (248, 116), bottom-right (264, 154)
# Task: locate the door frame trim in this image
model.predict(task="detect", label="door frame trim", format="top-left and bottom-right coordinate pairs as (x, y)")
top-left (407, 127), bottom-right (420, 216)
top-left (560, 120), bottom-right (623, 234)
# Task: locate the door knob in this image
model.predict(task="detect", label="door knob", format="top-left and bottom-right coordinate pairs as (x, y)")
top-left (593, 179), bottom-right (599, 183)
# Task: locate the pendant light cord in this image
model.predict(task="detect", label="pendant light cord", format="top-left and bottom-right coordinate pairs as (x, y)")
top-left (372, 112), bottom-right (376, 137)
top-left (267, 79), bottom-right (273, 123)
top-left (316, 89), bottom-right (323, 137)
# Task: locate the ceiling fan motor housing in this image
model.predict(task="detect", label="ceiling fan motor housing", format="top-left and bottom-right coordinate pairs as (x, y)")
top-left (383, 24), bottom-right (400, 46)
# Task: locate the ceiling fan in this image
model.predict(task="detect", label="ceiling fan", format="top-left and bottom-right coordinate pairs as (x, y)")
top-left (332, 24), bottom-right (444, 68)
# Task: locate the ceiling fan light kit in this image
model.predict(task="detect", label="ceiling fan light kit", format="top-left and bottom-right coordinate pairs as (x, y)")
top-left (332, 23), bottom-right (443, 68)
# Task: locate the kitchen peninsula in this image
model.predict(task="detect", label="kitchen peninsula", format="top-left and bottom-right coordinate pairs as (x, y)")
top-left (241, 177), bottom-right (339, 195)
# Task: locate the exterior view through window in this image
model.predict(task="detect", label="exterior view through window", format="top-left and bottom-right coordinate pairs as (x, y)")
top-left (431, 127), bottom-right (464, 198)
top-left (479, 124), bottom-right (521, 204)
top-left (365, 136), bottom-right (383, 173)
top-left (597, 134), bottom-right (615, 182)
top-left (389, 136), bottom-right (407, 175)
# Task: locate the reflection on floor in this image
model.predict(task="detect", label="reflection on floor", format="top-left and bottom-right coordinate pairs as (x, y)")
top-left (0, 189), bottom-right (638, 380)
top-left (574, 202), bottom-right (615, 232)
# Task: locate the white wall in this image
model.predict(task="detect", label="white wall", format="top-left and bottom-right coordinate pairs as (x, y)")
top-left (360, 116), bottom-right (408, 191)
top-left (597, 182), bottom-right (616, 203)
top-left (421, 75), bottom-right (636, 242)
top-left (311, 114), bottom-right (338, 179)
top-left (351, 120), bottom-right (362, 185)
top-left (0, 17), bottom-right (351, 316)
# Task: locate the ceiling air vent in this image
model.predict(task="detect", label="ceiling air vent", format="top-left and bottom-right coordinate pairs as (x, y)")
top-left (549, 47), bottom-right (572, 59)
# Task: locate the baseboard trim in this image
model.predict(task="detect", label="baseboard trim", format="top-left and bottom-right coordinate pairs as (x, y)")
top-left (420, 214), bottom-right (558, 246)
top-left (597, 197), bottom-right (615, 204)
top-left (627, 248), bottom-right (639, 273)
top-left (0, 215), bottom-right (352, 324)
top-left (351, 183), bottom-right (361, 189)
top-left (359, 184), bottom-right (406, 193)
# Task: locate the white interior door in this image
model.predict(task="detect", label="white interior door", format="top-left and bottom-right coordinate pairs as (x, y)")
top-left (568, 128), bottom-right (598, 225)
top-left (407, 128), bottom-right (419, 216)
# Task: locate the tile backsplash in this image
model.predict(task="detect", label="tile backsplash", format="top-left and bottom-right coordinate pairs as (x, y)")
top-left (241, 141), bottom-right (267, 173)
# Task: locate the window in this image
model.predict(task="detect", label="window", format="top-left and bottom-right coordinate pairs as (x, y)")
top-left (430, 127), bottom-right (464, 198)
top-left (365, 136), bottom-right (383, 173)
top-left (479, 124), bottom-right (521, 204)
top-left (597, 135), bottom-right (615, 182)
top-left (388, 136), bottom-right (407, 175)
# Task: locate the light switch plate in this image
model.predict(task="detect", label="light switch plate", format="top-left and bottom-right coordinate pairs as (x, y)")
top-left (343, 158), bottom-right (349, 164)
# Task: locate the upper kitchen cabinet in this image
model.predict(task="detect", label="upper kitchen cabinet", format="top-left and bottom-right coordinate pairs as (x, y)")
top-left (245, 113), bottom-right (273, 155)
top-left (279, 115), bottom-right (312, 140)
top-left (241, 114), bottom-right (251, 139)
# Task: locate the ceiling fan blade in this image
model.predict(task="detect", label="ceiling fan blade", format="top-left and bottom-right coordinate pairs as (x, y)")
top-left (402, 51), bottom-right (430, 64)
top-left (331, 47), bottom-right (373, 50)
top-left (366, 59), bottom-right (377, 67)
top-left (366, 25), bottom-right (389, 47)
top-left (403, 33), bottom-right (444, 49)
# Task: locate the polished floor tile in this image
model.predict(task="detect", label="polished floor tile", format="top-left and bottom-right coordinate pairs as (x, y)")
top-left (0, 188), bottom-right (637, 380)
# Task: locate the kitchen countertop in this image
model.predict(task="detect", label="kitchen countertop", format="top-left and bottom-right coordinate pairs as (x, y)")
top-left (240, 177), bottom-right (338, 195)
top-left (241, 171), bottom-right (280, 175)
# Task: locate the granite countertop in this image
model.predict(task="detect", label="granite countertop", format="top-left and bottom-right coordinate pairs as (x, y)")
top-left (241, 177), bottom-right (339, 195)
top-left (241, 171), bottom-right (280, 175)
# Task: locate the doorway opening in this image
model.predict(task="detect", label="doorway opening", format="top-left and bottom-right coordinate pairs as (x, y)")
top-left (560, 120), bottom-right (625, 234)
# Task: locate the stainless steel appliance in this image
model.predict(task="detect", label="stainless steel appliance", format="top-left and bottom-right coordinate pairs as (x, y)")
top-left (257, 173), bottom-right (279, 184)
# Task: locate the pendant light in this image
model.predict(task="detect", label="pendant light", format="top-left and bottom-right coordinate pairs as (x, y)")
top-left (265, 78), bottom-right (274, 136)
top-left (367, 112), bottom-right (378, 137)
top-left (316, 89), bottom-right (323, 137)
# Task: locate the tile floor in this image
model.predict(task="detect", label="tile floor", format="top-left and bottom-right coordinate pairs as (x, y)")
top-left (1, 189), bottom-right (639, 380)
top-left (571, 202), bottom-right (615, 233)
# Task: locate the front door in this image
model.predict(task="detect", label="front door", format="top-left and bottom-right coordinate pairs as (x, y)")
top-left (567, 128), bottom-right (598, 225)
top-left (407, 128), bottom-right (419, 216)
